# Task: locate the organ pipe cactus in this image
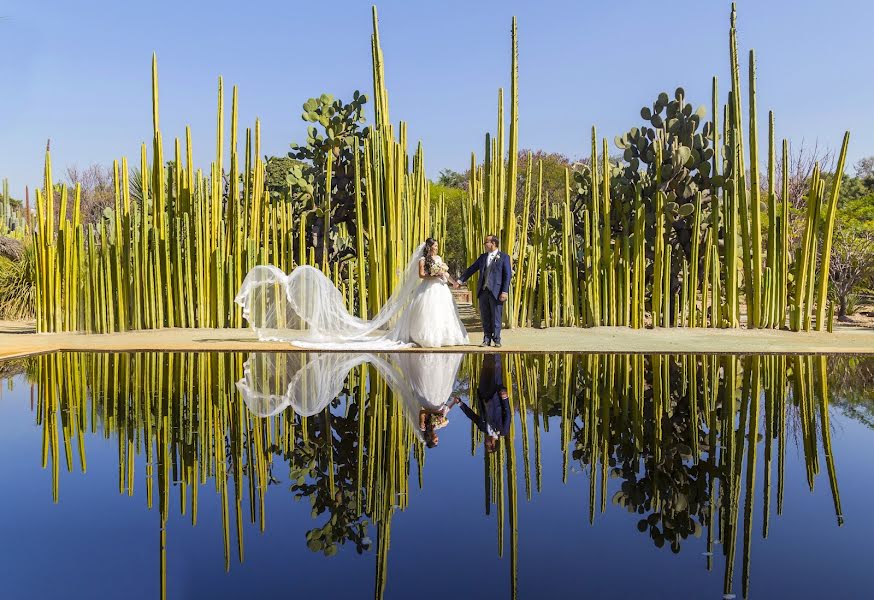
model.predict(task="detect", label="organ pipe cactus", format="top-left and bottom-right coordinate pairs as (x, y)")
top-left (814, 132), bottom-right (851, 331)
top-left (27, 3), bottom-right (850, 334)
top-left (557, 2), bottom-right (848, 331)
top-left (32, 6), bottom-right (427, 333)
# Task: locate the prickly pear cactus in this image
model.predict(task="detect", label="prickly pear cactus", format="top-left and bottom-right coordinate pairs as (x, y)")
top-left (618, 88), bottom-right (716, 251)
top-left (573, 87), bottom-right (719, 264)
top-left (287, 91), bottom-right (369, 263)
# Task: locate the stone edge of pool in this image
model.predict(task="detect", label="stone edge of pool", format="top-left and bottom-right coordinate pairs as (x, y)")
top-left (1, 325), bottom-right (872, 360)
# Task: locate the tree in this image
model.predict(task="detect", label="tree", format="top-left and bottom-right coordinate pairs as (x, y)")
top-left (829, 194), bottom-right (874, 319)
top-left (775, 140), bottom-right (835, 209)
top-left (818, 172), bottom-right (870, 206)
top-left (65, 164), bottom-right (115, 224)
top-left (516, 150), bottom-right (575, 219)
top-left (830, 229), bottom-right (874, 319)
top-left (264, 155), bottom-right (304, 201)
top-left (436, 168), bottom-right (466, 189)
top-left (429, 182), bottom-right (465, 272)
top-left (287, 92), bottom-right (369, 264)
top-left (855, 156), bottom-right (874, 189)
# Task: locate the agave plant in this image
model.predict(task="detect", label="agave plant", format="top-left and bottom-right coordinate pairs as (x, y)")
top-left (0, 238), bottom-right (35, 320)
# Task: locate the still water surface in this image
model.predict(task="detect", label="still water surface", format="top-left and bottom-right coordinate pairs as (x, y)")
top-left (0, 352), bottom-right (872, 599)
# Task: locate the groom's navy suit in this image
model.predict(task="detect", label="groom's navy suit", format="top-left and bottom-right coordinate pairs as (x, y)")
top-left (459, 250), bottom-right (512, 345)
top-left (459, 354), bottom-right (510, 437)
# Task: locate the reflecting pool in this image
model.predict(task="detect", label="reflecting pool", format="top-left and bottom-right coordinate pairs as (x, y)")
top-left (0, 352), bottom-right (872, 599)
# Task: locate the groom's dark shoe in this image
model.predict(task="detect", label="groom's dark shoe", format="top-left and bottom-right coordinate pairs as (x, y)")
top-left (493, 340), bottom-right (502, 348)
top-left (480, 339), bottom-right (491, 347)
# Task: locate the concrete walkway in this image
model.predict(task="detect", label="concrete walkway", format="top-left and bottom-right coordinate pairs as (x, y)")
top-left (1, 323), bottom-right (872, 360)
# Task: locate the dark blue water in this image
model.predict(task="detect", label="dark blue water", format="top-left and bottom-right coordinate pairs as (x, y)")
top-left (0, 353), bottom-right (871, 599)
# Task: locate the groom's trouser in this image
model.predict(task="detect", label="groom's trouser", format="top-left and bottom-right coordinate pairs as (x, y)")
top-left (479, 290), bottom-right (503, 343)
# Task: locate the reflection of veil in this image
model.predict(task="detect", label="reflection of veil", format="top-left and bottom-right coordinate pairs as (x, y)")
top-left (234, 244), bottom-right (426, 349)
top-left (234, 353), bottom-right (375, 417)
top-left (236, 352), bottom-right (464, 443)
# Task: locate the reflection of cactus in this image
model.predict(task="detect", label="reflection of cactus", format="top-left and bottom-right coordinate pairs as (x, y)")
top-left (13, 349), bottom-right (859, 600)
top-left (25, 351), bottom-right (418, 595)
top-left (559, 353), bottom-right (844, 598)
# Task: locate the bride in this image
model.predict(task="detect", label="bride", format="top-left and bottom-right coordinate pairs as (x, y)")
top-left (234, 237), bottom-right (470, 349)
top-left (236, 352), bottom-right (465, 450)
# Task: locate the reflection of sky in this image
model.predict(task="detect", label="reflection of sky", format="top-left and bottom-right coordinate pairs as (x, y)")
top-left (1, 367), bottom-right (873, 599)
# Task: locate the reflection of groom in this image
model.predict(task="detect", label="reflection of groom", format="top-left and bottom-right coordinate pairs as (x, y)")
top-left (458, 354), bottom-right (510, 454)
top-left (456, 234), bottom-right (512, 347)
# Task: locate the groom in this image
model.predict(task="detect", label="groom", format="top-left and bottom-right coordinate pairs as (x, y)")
top-left (455, 234), bottom-right (512, 347)
top-left (457, 353), bottom-right (510, 454)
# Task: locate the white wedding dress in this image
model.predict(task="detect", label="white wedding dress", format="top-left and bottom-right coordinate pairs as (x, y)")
top-left (389, 255), bottom-right (469, 348)
top-left (391, 353), bottom-right (463, 410)
top-left (236, 352), bottom-right (464, 442)
top-left (234, 243), bottom-right (469, 349)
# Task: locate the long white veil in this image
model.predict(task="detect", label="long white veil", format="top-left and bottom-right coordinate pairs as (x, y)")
top-left (234, 243), bottom-right (426, 349)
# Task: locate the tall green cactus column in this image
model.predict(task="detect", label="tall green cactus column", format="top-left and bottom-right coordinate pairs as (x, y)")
top-left (814, 132), bottom-right (850, 331)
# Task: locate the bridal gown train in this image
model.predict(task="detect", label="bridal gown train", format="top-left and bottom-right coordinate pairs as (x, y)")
top-left (234, 243), bottom-right (469, 349)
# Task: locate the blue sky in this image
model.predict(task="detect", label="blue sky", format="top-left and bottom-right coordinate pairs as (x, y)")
top-left (0, 0), bottom-right (871, 197)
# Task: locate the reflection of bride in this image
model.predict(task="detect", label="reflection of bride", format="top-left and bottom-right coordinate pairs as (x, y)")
top-left (392, 353), bottom-right (464, 447)
top-left (234, 238), bottom-right (469, 349)
top-left (236, 352), bottom-right (464, 447)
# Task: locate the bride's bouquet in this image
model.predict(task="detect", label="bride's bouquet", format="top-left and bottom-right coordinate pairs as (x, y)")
top-left (432, 414), bottom-right (449, 430)
top-left (428, 260), bottom-right (449, 282)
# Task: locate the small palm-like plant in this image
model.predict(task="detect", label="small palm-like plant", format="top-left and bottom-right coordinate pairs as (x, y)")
top-left (0, 238), bottom-right (36, 320)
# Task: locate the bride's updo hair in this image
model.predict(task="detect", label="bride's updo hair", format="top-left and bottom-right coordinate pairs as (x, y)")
top-left (422, 238), bottom-right (437, 273)
top-left (423, 413), bottom-right (439, 448)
